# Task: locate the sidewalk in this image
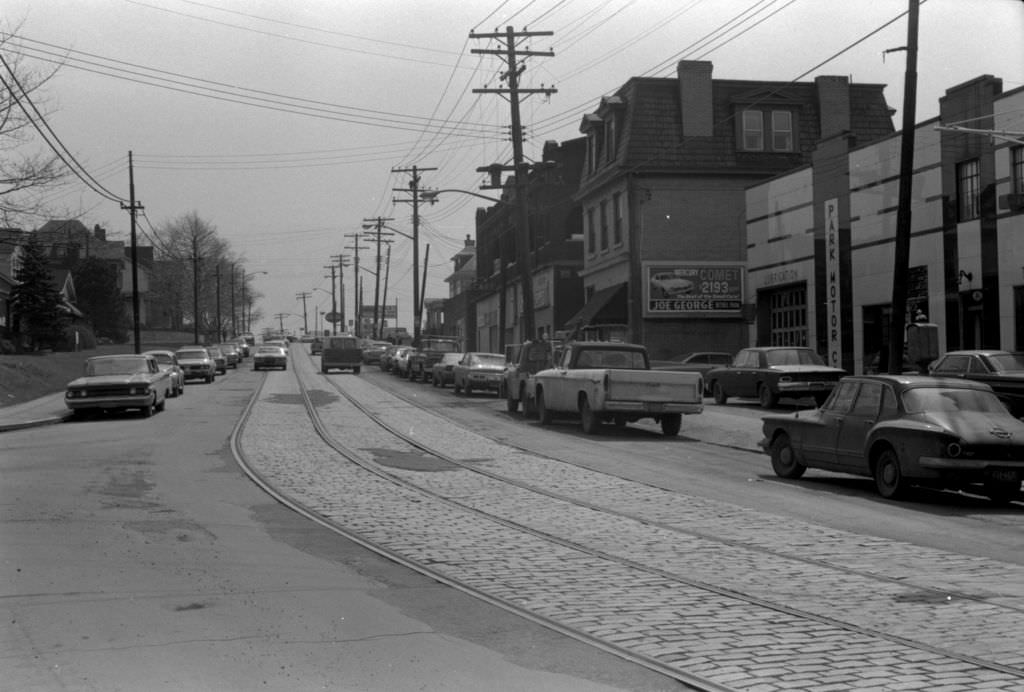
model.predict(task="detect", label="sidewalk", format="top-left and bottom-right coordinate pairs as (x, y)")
top-left (0, 392), bottom-right (73, 433)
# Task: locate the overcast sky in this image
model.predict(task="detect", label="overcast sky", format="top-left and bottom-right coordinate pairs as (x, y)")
top-left (4, 0), bottom-right (1022, 337)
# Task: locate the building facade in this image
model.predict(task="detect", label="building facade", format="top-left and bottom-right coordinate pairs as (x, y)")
top-left (746, 75), bottom-right (1024, 373)
top-left (572, 60), bottom-right (895, 361)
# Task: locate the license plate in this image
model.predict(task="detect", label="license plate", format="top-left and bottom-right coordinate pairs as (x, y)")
top-left (988, 469), bottom-right (1019, 483)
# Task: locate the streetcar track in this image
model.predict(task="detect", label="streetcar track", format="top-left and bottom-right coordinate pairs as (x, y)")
top-left (232, 352), bottom-right (1024, 690)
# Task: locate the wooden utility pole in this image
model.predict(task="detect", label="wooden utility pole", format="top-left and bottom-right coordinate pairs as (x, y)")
top-left (295, 291), bottom-right (311, 335)
top-left (392, 165), bottom-right (436, 344)
top-left (120, 151), bottom-right (144, 353)
top-left (343, 235), bottom-right (368, 337)
top-left (470, 27), bottom-right (556, 344)
top-left (362, 217), bottom-right (394, 338)
top-left (887, 0), bottom-right (920, 373)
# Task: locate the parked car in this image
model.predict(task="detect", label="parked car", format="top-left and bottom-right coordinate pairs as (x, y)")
top-left (206, 345), bottom-right (228, 374)
top-left (431, 352), bottom-right (462, 388)
top-left (651, 351), bottom-right (733, 395)
top-left (760, 375), bottom-right (1024, 504)
top-left (65, 354), bottom-right (171, 418)
top-left (217, 343), bottom-right (241, 368)
top-left (406, 336), bottom-right (462, 382)
top-left (706, 346), bottom-right (845, 408)
top-left (253, 345), bottom-right (288, 371)
top-left (361, 340), bottom-right (391, 364)
top-left (452, 352), bottom-right (506, 395)
top-left (391, 346), bottom-right (415, 378)
top-left (379, 344), bottom-right (401, 372)
top-left (175, 347), bottom-right (217, 383)
top-left (321, 335), bottom-right (362, 374)
top-left (928, 350), bottom-right (1024, 418)
top-left (142, 349), bottom-right (185, 397)
top-left (533, 341), bottom-right (704, 436)
top-left (502, 340), bottom-right (560, 416)
top-left (310, 337), bottom-right (323, 355)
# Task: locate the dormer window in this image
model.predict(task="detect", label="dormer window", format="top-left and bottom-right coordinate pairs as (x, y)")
top-left (739, 108), bottom-right (795, 152)
top-left (604, 115), bottom-right (617, 163)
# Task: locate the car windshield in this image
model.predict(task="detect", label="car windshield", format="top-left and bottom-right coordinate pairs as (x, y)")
top-left (149, 354), bottom-right (172, 364)
top-left (423, 340), bottom-right (460, 352)
top-left (903, 387), bottom-right (1007, 414)
top-left (765, 349), bottom-right (825, 366)
top-left (471, 354), bottom-right (504, 367)
top-left (987, 353), bottom-right (1024, 372)
top-left (86, 357), bottom-right (150, 375)
top-left (257, 347), bottom-right (282, 354)
top-left (177, 350), bottom-right (207, 360)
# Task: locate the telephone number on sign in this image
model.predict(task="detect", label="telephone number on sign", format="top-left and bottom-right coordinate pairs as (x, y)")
top-left (650, 299), bottom-right (741, 312)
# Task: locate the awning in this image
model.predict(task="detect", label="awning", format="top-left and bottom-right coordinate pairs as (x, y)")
top-left (565, 283), bottom-right (627, 328)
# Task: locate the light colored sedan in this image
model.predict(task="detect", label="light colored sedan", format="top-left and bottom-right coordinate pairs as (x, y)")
top-left (175, 347), bottom-right (216, 383)
top-left (65, 354), bottom-right (171, 418)
top-left (452, 352), bottom-right (506, 396)
top-left (253, 345), bottom-right (288, 371)
top-left (143, 349), bottom-right (185, 397)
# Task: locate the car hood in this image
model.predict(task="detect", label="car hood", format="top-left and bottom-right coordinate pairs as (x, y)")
top-left (912, 410), bottom-right (1024, 441)
top-left (68, 373), bottom-right (156, 387)
top-left (177, 358), bottom-right (212, 365)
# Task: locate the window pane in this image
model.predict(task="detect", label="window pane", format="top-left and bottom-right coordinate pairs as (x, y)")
top-left (957, 159), bottom-right (980, 221)
top-left (1013, 146), bottom-right (1024, 195)
top-left (772, 111), bottom-right (793, 151)
top-left (742, 110), bottom-right (763, 150)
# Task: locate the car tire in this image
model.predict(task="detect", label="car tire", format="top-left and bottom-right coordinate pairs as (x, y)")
top-left (873, 446), bottom-right (907, 500)
top-left (206, 374), bottom-right (214, 383)
top-left (465, 383), bottom-right (473, 396)
top-left (156, 396), bottom-right (166, 413)
top-left (770, 433), bottom-right (805, 479)
top-left (354, 366), bottom-right (361, 375)
top-left (536, 390), bottom-right (553, 425)
top-left (522, 385), bottom-right (537, 418)
top-left (660, 413), bottom-right (682, 437)
top-left (758, 384), bottom-right (779, 409)
top-left (579, 396), bottom-right (600, 434)
top-left (141, 397), bottom-right (156, 418)
top-left (506, 392), bottom-right (519, 413)
top-left (453, 380), bottom-right (462, 394)
top-left (712, 381), bottom-right (728, 405)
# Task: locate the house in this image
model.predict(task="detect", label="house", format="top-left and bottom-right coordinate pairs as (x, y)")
top-left (471, 137), bottom-right (586, 351)
top-left (442, 235), bottom-right (480, 347)
top-left (571, 60), bottom-right (895, 360)
top-left (746, 74), bottom-right (1024, 373)
top-left (0, 228), bottom-right (27, 337)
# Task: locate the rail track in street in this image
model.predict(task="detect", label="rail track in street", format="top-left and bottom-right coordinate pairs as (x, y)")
top-left (231, 347), bottom-right (1024, 691)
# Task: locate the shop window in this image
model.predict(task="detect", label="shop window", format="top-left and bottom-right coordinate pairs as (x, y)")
top-left (740, 108), bottom-right (796, 152)
top-left (956, 158), bottom-right (980, 221)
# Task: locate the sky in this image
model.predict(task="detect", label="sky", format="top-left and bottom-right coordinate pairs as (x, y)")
top-left (3, 0), bottom-right (1022, 337)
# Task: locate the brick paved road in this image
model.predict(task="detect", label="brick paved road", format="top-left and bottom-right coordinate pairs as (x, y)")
top-left (236, 360), bottom-right (1024, 691)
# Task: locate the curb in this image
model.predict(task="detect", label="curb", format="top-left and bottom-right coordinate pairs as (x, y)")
top-left (0, 410), bottom-right (73, 433)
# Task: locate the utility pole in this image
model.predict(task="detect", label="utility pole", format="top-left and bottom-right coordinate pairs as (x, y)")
top-left (333, 254), bottom-right (350, 333)
top-left (295, 291), bottom-right (311, 335)
top-left (191, 233), bottom-right (202, 345)
top-left (887, 0), bottom-right (920, 373)
top-left (392, 165), bottom-right (436, 344)
top-left (343, 233), bottom-right (369, 338)
top-left (230, 266), bottom-right (236, 337)
top-left (323, 264), bottom-right (338, 336)
top-left (120, 151), bottom-right (144, 353)
top-left (362, 217), bottom-right (394, 338)
top-left (215, 263), bottom-right (222, 341)
top-left (381, 244), bottom-right (392, 338)
top-left (274, 312), bottom-right (287, 335)
top-left (470, 27), bottom-right (556, 344)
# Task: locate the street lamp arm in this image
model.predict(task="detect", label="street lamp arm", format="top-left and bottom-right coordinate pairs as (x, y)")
top-left (420, 189), bottom-right (507, 205)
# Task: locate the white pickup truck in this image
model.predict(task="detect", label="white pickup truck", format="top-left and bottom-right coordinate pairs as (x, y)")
top-left (533, 341), bottom-right (704, 436)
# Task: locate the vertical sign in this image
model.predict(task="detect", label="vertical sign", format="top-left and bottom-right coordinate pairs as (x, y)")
top-left (825, 198), bottom-right (841, 368)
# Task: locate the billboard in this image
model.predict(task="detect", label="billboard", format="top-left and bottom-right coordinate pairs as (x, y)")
top-left (643, 262), bottom-right (744, 317)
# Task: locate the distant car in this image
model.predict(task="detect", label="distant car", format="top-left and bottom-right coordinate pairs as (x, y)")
top-left (452, 352), bottom-right (506, 395)
top-left (760, 375), bottom-right (1024, 504)
top-left (361, 340), bottom-right (391, 364)
top-left (321, 335), bottom-right (362, 374)
top-left (379, 344), bottom-right (402, 372)
top-left (142, 349), bottom-right (185, 397)
top-left (65, 354), bottom-right (171, 418)
top-left (217, 343), bottom-right (241, 368)
top-left (431, 352), bottom-right (462, 388)
top-left (253, 345), bottom-right (288, 371)
top-left (928, 350), bottom-right (1024, 418)
top-left (652, 351), bottom-right (733, 394)
top-left (310, 338), bottom-right (323, 355)
top-left (205, 345), bottom-right (228, 374)
top-left (706, 347), bottom-right (845, 408)
top-left (175, 347), bottom-right (217, 383)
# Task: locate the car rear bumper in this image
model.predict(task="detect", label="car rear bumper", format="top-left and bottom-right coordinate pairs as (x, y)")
top-left (603, 401), bottom-right (704, 415)
top-left (776, 381), bottom-right (837, 394)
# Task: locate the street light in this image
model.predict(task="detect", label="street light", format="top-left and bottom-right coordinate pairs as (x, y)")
top-left (240, 270), bottom-right (268, 334)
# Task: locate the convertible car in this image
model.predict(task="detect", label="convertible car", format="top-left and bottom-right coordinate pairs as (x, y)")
top-left (760, 374), bottom-right (1024, 504)
top-left (65, 354), bottom-right (172, 418)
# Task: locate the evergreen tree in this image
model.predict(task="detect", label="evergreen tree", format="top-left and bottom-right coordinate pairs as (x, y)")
top-left (73, 256), bottom-right (129, 342)
top-left (10, 234), bottom-right (67, 349)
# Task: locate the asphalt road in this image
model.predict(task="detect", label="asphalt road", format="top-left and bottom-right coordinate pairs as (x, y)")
top-left (0, 364), bottom-right (679, 692)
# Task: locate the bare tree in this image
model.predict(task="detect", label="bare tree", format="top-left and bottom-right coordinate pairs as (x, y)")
top-left (0, 21), bottom-right (66, 226)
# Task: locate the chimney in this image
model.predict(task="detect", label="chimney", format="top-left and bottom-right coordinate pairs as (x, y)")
top-left (678, 60), bottom-right (713, 137)
top-left (815, 76), bottom-right (851, 140)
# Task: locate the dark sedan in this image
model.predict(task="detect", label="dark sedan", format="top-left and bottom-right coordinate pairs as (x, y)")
top-left (929, 350), bottom-right (1024, 418)
top-left (761, 375), bottom-right (1024, 504)
top-left (706, 346), bottom-right (845, 408)
top-left (652, 351), bottom-right (733, 395)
